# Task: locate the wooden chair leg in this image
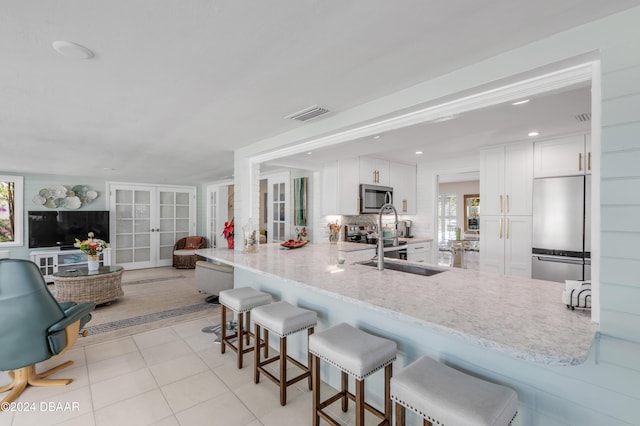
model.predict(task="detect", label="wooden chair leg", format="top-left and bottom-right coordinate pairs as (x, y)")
top-left (279, 336), bottom-right (287, 406)
top-left (245, 311), bottom-right (251, 345)
top-left (341, 371), bottom-right (349, 412)
top-left (355, 378), bottom-right (365, 426)
top-left (237, 311), bottom-right (244, 369)
top-left (385, 363), bottom-right (392, 424)
top-left (312, 355), bottom-right (320, 426)
top-left (395, 402), bottom-right (405, 426)
top-left (254, 323), bottom-right (261, 384)
top-left (307, 327), bottom-right (314, 390)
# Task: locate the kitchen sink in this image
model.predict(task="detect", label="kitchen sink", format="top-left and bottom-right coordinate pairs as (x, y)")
top-left (358, 260), bottom-right (447, 276)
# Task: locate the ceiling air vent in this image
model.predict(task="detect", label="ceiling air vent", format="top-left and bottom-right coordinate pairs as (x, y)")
top-left (285, 105), bottom-right (330, 122)
top-left (574, 113), bottom-right (591, 122)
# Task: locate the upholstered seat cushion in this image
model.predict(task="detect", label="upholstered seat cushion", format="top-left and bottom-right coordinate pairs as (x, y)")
top-left (309, 322), bottom-right (396, 380)
top-left (219, 287), bottom-right (271, 313)
top-left (252, 301), bottom-right (317, 337)
top-left (391, 355), bottom-right (518, 426)
top-left (173, 249), bottom-right (197, 256)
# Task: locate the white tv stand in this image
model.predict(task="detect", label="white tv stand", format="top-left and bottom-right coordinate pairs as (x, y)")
top-left (29, 247), bottom-right (112, 282)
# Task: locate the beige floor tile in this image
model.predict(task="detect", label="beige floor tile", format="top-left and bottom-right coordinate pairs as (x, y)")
top-left (258, 390), bottom-right (313, 426)
top-left (212, 351), bottom-right (256, 391)
top-left (149, 415), bottom-right (180, 426)
top-left (174, 392), bottom-right (256, 426)
top-left (91, 367), bottom-right (158, 409)
top-left (243, 420), bottom-right (264, 426)
top-left (160, 370), bottom-right (228, 413)
top-left (55, 412), bottom-right (96, 426)
top-left (139, 338), bottom-right (195, 367)
top-left (171, 317), bottom-right (217, 339)
top-left (93, 389), bottom-right (172, 426)
top-left (183, 330), bottom-right (219, 353)
top-left (149, 352), bottom-right (209, 386)
top-left (37, 347), bottom-right (86, 372)
top-left (234, 378), bottom-right (304, 419)
top-left (195, 345), bottom-right (227, 371)
top-left (0, 408), bottom-right (15, 426)
top-left (133, 327), bottom-right (181, 350)
top-left (84, 337), bottom-right (138, 364)
top-left (87, 350), bottom-right (147, 384)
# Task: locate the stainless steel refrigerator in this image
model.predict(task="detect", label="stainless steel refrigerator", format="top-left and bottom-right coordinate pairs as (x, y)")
top-left (531, 175), bottom-right (590, 282)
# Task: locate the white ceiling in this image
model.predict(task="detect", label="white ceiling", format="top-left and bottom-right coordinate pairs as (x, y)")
top-left (1, 1), bottom-right (637, 184)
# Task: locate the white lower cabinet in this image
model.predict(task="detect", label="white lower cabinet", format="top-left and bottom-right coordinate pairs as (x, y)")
top-left (479, 215), bottom-right (531, 278)
top-left (406, 242), bottom-right (431, 263)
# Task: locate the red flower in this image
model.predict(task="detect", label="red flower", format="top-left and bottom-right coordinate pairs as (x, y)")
top-left (221, 219), bottom-right (234, 239)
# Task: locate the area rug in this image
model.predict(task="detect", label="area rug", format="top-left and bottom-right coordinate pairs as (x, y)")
top-left (69, 266), bottom-right (222, 346)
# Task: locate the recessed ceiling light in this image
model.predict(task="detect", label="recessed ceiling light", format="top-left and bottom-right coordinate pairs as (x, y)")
top-left (528, 131), bottom-right (540, 137)
top-left (415, 151), bottom-right (423, 155)
top-left (52, 41), bottom-right (94, 59)
top-left (306, 151), bottom-right (313, 155)
top-left (512, 99), bottom-right (530, 105)
top-left (373, 135), bottom-right (381, 139)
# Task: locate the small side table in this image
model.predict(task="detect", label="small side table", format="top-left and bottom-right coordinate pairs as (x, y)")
top-left (53, 265), bottom-right (125, 305)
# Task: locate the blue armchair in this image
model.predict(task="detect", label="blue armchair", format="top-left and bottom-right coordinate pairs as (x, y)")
top-left (0, 259), bottom-right (95, 409)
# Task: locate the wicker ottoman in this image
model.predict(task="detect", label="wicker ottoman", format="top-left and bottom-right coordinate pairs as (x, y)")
top-left (53, 266), bottom-right (124, 305)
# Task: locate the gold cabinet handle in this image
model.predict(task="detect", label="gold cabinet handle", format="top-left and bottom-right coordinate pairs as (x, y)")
top-left (499, 217), bottom-right (503, 239)
top-left (402, 199), bottom-right (407, 212)
top-left (588, 152), bottom-right (591, 171)
top-left (499, 195), bottom-right (503, 214)
top-left (506, 195), bottom-right (510, 214)
top-left (506, 218), bottom-right (510, 239)
top-left (579, 153), bottom-right (583, 171)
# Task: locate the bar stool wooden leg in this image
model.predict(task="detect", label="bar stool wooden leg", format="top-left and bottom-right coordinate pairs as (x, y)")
top-left (221, 305), bottom-right (227, 354)
top-left (263, 327), bottom-right (269, 358)
top-left (254, 323), bottom-right (261, 384)
top-left (355, 378), bottom-right (365, 426)
top-left (245, 311), bottom-right (251, 345)
top-left (385, 364), bottom-right (393, 424)
top-left (237, 312), bottom-right (244, 369)
top-left (312, 354), bottom-right (320, 426)
top-left (395, 402), bottom-right (405, 426)
top-left (280, 335), bottom-right (287, 405)
top-left (341, 371), bottom-right (349, 412)
top-left (307, 327), bottom-right (314, 390)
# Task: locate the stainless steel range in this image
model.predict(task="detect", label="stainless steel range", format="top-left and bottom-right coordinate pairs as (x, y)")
top-left (344, 224), bottom-right (407, 259)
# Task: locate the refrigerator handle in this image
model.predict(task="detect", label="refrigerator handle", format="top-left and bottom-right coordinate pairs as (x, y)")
top-left (535, 256), bottom-right (583, 265)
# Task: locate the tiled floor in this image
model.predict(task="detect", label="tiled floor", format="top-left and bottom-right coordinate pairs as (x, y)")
top-left (0, 315), bottom-right (384, 426)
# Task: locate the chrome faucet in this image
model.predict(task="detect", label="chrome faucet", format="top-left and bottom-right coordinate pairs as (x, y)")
top-left (377, 195), bottom-right (398, 271)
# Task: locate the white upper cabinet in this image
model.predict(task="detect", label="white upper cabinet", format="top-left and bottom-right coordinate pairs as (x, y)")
top-left (321, 158), bottom-right (359, 216)
top-left (480, 142), bottom-right (533, 216)
top-left (533, 134), bottom-right (591, 177)
top-left (359, 157), bottom-right (390, 186)
top-left (389, 162), bottom-right (417, 214)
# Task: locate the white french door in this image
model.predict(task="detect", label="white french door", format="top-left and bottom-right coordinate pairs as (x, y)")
top-left (205, 183), bottom-right (232, 248)
top-left (267, 173), bottom-right (290, 242)
top-left (108, 183), bottom-right (195, 270)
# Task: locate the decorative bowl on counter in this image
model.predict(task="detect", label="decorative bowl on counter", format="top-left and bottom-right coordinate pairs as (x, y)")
top-left (280, 240), bottom-right (309, 249)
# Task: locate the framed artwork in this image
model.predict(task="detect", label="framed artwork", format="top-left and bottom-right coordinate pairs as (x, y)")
top-left (294, 177), bottom-right (308, 226)
top-left (464, 194), bottom-right (480, 232)
top-left (0, 175), bottom-right (24, 247)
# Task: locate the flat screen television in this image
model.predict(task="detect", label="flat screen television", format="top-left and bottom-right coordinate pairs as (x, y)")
top-left (28, 210), bottom-right (110, 249)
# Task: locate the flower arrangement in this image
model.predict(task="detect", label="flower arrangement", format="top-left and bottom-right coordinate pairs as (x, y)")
top-left (222, 219), bottom-right (234, 239)
top-left (74, 232), bottom-right (108, 256)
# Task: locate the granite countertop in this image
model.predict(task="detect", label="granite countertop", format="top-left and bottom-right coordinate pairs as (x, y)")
top-left (197, 242), bottom-right (598, 366)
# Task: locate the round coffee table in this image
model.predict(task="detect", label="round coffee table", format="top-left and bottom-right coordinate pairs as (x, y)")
top-left (53, 265), bottom-right (124, 305)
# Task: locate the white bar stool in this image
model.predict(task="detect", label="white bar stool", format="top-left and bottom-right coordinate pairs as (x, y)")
top-left (252, 301), bottom-right (317, 406)
top-left (218, 287), bottom-right (271, 369)
top-left (309, 322), bottom-right (397, 426)
top-left (391, 355), bottom-right (518, 426)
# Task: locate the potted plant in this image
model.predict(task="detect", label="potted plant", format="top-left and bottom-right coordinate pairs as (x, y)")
top-left (222, 219), bottom-right (234, 249)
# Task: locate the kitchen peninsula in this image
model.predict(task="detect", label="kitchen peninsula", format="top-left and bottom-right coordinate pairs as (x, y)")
top-left (197, 243), bottom-right (597, 365)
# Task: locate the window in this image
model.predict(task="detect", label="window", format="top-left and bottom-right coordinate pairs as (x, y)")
top-left (0, 175), bottom-right (24, 247)
top-left (437, 193), bottom-right (457, 243)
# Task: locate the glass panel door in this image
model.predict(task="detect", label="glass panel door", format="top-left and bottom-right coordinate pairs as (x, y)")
top-left (267, 173), bottom-right (289, 243)
top-left (111, 186), bottom-right (155, 270)
top-left (158, 188), bottom-right (195, 265)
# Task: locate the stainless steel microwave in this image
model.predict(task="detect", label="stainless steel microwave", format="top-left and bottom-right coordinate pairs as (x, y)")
top-left (359, 184), bottom-right (393, 213)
